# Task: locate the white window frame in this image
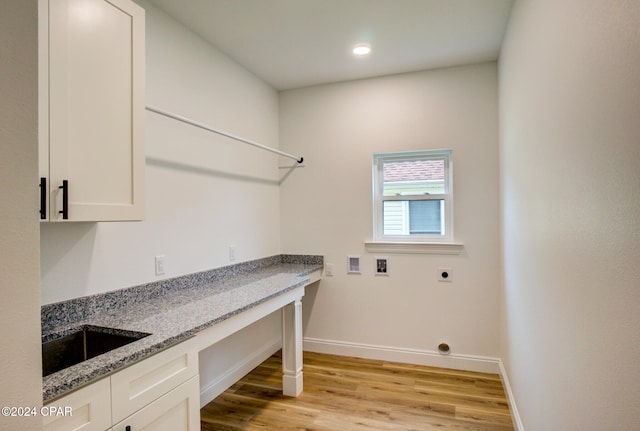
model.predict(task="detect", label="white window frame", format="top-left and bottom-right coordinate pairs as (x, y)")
top-left (372, 149), bottom-right (454, 243)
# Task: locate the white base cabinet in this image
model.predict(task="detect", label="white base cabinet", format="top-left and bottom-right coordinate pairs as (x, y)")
top-left (110, 338), bottom-right (199, 425)
top-left (42, 378), bottom-right (111, 431)
top-left (43, 338), bottom-right (199, 431)
top-left (112, 377), bottom-right (200, 431)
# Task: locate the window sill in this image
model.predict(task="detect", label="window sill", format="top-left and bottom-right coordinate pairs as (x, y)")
top-left (364, 241), bottom-right (464, 255)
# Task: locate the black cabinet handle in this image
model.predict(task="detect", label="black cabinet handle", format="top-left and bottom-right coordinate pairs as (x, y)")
top-left (59, 180), bottom-right (68, 220)
top-left (39, 177), bottom-right (47, 219)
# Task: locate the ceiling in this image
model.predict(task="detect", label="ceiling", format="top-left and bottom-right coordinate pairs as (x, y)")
top-left (147, 0), bottom-right (514, 90)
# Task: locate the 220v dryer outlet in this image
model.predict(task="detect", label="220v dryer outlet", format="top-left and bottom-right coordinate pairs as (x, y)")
top-left (438, 268), bottom-right (453, 282)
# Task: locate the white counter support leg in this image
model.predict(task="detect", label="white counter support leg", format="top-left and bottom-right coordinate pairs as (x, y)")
top-left (281, 298), bottom-right (303, 396)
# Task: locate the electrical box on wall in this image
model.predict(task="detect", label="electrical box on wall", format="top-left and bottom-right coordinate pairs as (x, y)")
top-left (347, 256), bottom-right (361, 274)
top-left (375, 257), bottom-right (389, 276)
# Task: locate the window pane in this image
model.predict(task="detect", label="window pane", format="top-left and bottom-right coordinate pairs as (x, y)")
top-left (382, 199), bottom-right (444, 236)
top-left (383, 201), bottom-right (407, 235)
top-left (409, 200), bottom-right (443, 234)
top-left (382, 159), bottom-right (445, 196)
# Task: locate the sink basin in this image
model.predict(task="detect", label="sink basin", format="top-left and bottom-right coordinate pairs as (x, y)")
top-left (42, 325), bottom-right (150, 377)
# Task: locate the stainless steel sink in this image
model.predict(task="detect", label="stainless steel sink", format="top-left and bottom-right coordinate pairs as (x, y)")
top-left (42, 325), bottom-right (150, 377)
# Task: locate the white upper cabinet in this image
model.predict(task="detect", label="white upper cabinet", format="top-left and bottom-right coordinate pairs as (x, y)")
top-left (39, 0), bottom-right (145, 221)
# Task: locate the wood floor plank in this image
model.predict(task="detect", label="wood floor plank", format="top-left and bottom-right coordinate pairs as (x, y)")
top-left (201, 350), bottom-right (515, 431)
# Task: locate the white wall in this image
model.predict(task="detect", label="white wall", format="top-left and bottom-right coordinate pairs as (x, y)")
top-left (499, 0), bottom-right (640, 429)
top-left (40, 0), bottom-right (282, 304)
top-left (280, 63), bottom-right (501, 369)
top-left (0, 1), bottom-right (42, 429)
top-left (39, 0), bottom-right (284, 403)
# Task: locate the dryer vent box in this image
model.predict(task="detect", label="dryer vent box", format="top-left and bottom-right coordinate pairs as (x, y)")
top-left (347, 256), bottom-right (361, 274)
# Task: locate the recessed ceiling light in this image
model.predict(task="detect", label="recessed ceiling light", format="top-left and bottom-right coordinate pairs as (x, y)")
top-left (352, 44), bottom-right (371, 56)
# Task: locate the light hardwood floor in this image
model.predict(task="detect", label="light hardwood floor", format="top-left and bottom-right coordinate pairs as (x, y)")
top-left (201, 351), bottom-right (514, 431)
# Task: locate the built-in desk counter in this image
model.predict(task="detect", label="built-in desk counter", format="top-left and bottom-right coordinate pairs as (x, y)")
top-left (41, 255), bottom-right (323, 403)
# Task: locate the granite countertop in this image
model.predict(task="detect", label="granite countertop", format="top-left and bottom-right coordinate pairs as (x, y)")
top-left (41, 255), bottom-right (323, 402)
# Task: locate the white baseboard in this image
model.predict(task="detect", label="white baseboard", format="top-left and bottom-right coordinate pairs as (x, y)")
top-left (303, 337), bottom-right (501, 374)
top-left (199, 337), bottom-right (281, 408)
top-left (498, 359), bottom-right (525, 431)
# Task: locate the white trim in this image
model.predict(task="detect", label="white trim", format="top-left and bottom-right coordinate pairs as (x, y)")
top-left (199, 337), bottom-right (281, 407)
top-left (303, 337), bottom-right (500, 374)
top-left (498, 359), bottom-right (525, 431)
top-left (373, 149), bottom-right (454, 242)
top-left (365, 241), bottom-right (464, 255)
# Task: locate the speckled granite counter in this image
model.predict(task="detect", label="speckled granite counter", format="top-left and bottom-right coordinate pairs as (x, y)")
top-left (41, 254), bottom-right (323, 403)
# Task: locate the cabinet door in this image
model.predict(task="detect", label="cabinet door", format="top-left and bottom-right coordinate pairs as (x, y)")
top-left (112, 376), bottom-right (200, 431)
top-left (43, 377), bottom-right (111, 431)
top-left (46, 0), bottom-right (144, 221)
top-left (111, 338), bottom-right (199, 424)
top-left (38, 0), bottom-right (51, 220)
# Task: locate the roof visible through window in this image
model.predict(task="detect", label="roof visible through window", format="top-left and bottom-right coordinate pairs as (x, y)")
top-left (383, 160), bottom-right (444, 182)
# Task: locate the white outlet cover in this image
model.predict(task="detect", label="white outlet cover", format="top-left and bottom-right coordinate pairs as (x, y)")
top-left (155, 255), bottom-right (166, 276)
top-left (325, 263), bottom-right (334, 276)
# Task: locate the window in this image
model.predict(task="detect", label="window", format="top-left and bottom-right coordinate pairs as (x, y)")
top-left (372, 149), bottom-right (453, 242)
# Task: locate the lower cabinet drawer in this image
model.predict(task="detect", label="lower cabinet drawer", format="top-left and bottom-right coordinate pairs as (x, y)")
top-left (43, 377), bottom-right (111, 431)
top-left (112, 376), bottom-right (200, 431)
top-left (110, 337), bottom-right (198, 424)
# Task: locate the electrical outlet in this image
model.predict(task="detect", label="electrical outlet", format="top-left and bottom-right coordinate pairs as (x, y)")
top-left (155, 255), bottom-right (166, 276)
top-left (438, 267), bottom-right (452, 282)
top-left (325, 263), bottom-right (334, 276)
top-left (229, 245), bottom-right (236, 262)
